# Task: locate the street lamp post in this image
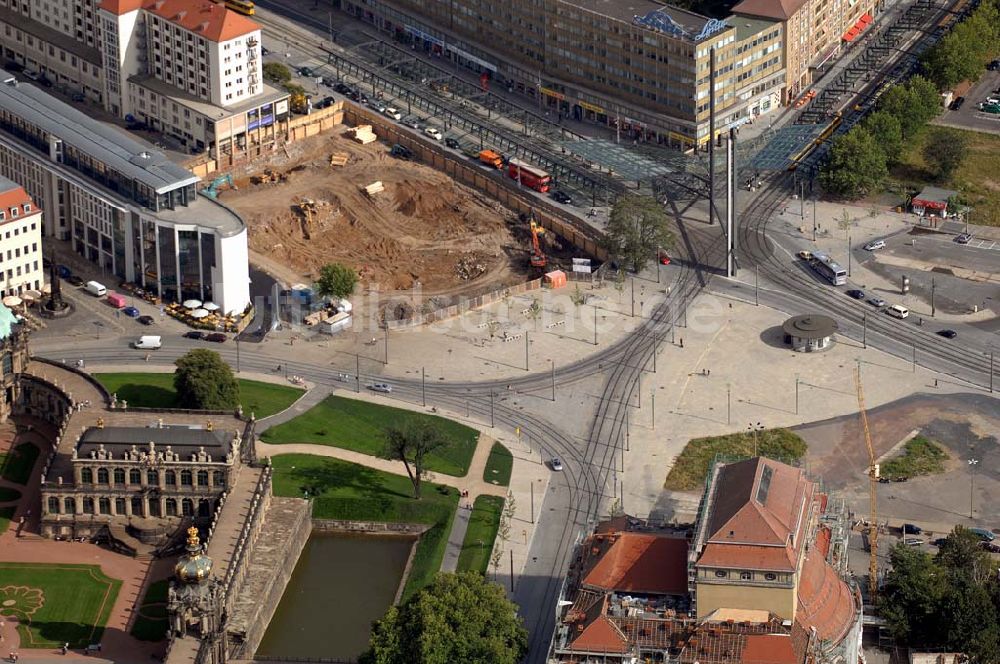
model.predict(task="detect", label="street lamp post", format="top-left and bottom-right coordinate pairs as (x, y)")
top-left (235, 336), bottom-right (241, 373)
top-left (969, 458), bottom-right (979, 518)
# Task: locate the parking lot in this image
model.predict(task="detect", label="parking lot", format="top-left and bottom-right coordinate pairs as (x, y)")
top-left (934, 66), bottom-right (1000, 135)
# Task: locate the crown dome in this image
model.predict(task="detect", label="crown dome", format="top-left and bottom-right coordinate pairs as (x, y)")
top-left (174, 526), bottom-right (213, 584)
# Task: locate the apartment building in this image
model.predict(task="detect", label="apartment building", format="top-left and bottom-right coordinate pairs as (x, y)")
top-left (0, 177), bottom-right (44, 297)
top-left (0, 70), bottom-right (251, 314)
top-left (733, 0), bottom-right (876, 101)
top-left (343, 0), bottom-right (785, 148)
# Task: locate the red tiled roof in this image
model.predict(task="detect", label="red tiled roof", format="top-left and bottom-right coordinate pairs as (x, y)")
top-left (582, 533), bottom-right (689, 594)
top-left (815, 526), bottom-right (832, 558)
top-left (566, 594), bottom-right (630, 654)
top-left (732, 0), bottom-right (808, 20)
top-left (697, 542), bottom-right (797, 571)
top-left (142, 0), bottom-right (258, 42)
top-left (97, 0), bottom-right (145, 13)
top-left (795, 549), bottom-right (856, 643)
top-left (742, 634), bottom-right (798, 664)
top-left (0, 183), bottom-right (34, 218)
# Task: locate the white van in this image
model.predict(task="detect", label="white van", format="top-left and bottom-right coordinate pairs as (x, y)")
top-left (887, 304), bottom-right (909, 319)
top-left (85, 281), bottom-right (107, 297)
top-left (132, 335), bottom-right (162, 350)
top-left (864, 239), bottom-right (886, 251)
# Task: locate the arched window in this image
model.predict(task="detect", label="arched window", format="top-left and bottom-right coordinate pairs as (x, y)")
top-left (99, 497), bottom-right (111, 515)
top-left (129, 469), bottom-right (141, 484)
top-left (113, 468), bottom-right (126, 484)
top-left (197, 470), bottom-right (209, 487)
top-left (47, 496), bottom-right (60, 514)
top-left (212, 471), bottom-right (225, 487)
top-left (181, 470), bottom-right (193, 486)
top-left (82, 497), bottom-right (95, 514)
top-left (97, 468), bottom-right (109, 484)
top-left (165, 470), bottom-right (177, 486)
top-left (64, 497), bottom-right (76, 514)
top-left (714, 570), bottom-right (727, 578)
top-left (131, 496), bottom-right (144, 517)
top-left (81, 468), bottom-right (93, 484)
top-left (182, 498), bottom-right (194, 516)
top-left (165, 498), bottom-right (178, 516)
top-left (198, 499), bottom-right (211, 517)
top-left (764, 572), bottom-right (778, 581)
top-left (115, 498), bottom-right (127, 515)
top-left (147, 470), bottom-right (158, 485)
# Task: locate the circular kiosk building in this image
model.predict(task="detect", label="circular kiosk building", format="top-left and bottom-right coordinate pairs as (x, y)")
top-left (782, 314), bottom-right (837, 352)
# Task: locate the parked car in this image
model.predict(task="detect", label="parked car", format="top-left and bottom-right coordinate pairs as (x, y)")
top-left (797, 250), bottom-right (812, 260)
top-left (424, 126), bottom-right (443, 141)
top-left (22, 70), bottom-right (41, 82)
top-left (904, 538), bottom-right (924, 547)
top-left (902, 523), bottom-right (923, 535)
top-left (131, 335), bottom-right (161, 350)
top-left (367, 100), bottom-right (386, 114)
top-left (970, 527), bottom-right (995, 542)
top-left (298, 67), bottom-right (314, 77)
top-left (314, 96), bottom-right (335, 109)
top-left (369, 382), bottom-right (392, 393)
top-left (66, 276), bottom-right (85, 287)
top-left (658, 253), bottom-right (671, 265)
top-left (138, 315), bottom-right (155, 326)
top-left (549, 457), bottom-right (564, 471)
top-left (988, 59), bottom-right (1000, 71)
top-left (956, 233), bottom-right (972, 244)
top-left (184, 330), bottom-right (205, 340)
top-left (403, 117), bottom-right (422, 130)
top-left (444, 137), bottom-right (461, 149)
top-left (937, 329), bottom-right (957, 339)
top-left (949, 96), bottom-right (965, 111)
top-left (982, 541), bottom-right (1000, 553)
top-left (206, 332), bottom-right (228, 343)
top-left (868, 297), bottom-right (887, 307)
top-left (551, 190), bottom-right (572, 204)
top-left (57, 265), bottom-right (72, 279)
top-left (334, 83), bottom-right (351, 94)
top-left (123, 306), bottom-right (140, 318)
top-left (864, 239), bottom-right (886, 251)
top-left (932, 537), bottom-right (948, 547)
top-left (261, 46), bottom-right (271, 56)
top-left (382, 107), bottom-right (402, 121)
top-left (846, 289), bottom-right (865, 300)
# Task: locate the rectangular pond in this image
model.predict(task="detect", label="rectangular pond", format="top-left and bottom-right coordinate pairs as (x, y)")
top-left (256, 532), bottom-right (415, 660)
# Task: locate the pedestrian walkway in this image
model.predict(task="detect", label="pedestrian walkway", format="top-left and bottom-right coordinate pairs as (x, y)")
top-left (255, 382), bottom-right (331, 431)
top-left (440, 501), bottom-right (472, 573)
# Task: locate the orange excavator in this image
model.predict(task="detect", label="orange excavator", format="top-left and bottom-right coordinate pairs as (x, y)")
top-left (529, 218), bottom-right (547, 268)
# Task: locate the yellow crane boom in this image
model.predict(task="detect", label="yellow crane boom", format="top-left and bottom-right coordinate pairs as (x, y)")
top-left (854, 364), bottom-right (878, 601)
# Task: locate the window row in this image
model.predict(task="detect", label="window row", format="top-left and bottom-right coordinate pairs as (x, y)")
top-left (78, 467), bottom-right (225, 487)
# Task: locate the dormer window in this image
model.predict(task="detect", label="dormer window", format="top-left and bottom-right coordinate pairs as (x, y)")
top-left (764, 572), bottom-right (777, 581)
top-left (9, 207), bottom-right (17, 218)
top-left (714, 570), bottom-right (727, 578)
top-left (23, 204), bottom-right (30, 212)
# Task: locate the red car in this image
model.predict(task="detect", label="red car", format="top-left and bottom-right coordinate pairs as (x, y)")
top-left (658, 254), bottom-right (671, 265)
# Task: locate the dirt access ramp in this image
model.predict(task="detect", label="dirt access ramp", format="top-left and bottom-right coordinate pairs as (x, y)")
top-left (217, 129), bottom-right (528, 295)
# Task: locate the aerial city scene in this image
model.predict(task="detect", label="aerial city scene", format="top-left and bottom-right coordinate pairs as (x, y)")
top-left (0, 0), bottom-right (997, 661)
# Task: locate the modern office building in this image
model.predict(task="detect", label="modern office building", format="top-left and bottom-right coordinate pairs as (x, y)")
top-left (0, 177), bottom-right (45, 297)
top-left (0, 70), bottom-right (251, 313)
top-left (342, 0), bottom-right (785, 148)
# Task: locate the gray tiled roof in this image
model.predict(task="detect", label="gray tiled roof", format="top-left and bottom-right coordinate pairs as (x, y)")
top-left (0, 70), bottom-right (199, 194)
top-left (78, 425), bottom-right (231, 457)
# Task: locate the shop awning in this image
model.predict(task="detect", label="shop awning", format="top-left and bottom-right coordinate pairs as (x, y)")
top-left (843, 26), bottom-right (860, 41)
top-left (842, 13), bottom-right (872, 40)
top-left (859, 12), bottom-right (873, 24)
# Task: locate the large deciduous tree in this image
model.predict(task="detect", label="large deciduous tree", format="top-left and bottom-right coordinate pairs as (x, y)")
top-left (605, 195), bottom-right (675, 273)
top-left (362, 572), bottom-right (528, 664)
top-left (174, 349), bottom-right (240, 410)
top-left (862, 111), bottom-right (904, 165)
top-left (379, 421), bottom-right (445, 499)
top-left (819, 127), bottom-right (888, 199)
top-left (922, 128), bottom-right (968, 181)
top-left (315, 262), bottom-right (359, 301)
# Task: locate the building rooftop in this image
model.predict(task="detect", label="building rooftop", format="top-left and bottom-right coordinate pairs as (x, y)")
top-left (0, 4), bottom-right (102, 66)
top-left (0, 177), bottom-right (30, 210)
top-left (795, 547), bottom-right (857, 643)
top-left (154, 193), bottom-right (246, 238)
top-left (564, 0), bottom-right (730, 42)
top-left (913, 186), bottom-right (958, 205)
top-left (733, 15), bottom-right (780, 41)
top-left (129, 74), bottom-right (288, 122)
top-left (782, 314), bottom-right (838, 339)
top-left (143, 0), bottom-right (260, 42)
top-left (77, 425), bottom-right (232, 458)
top-left (731, 0), bottom-right (809, 21)
top-left (0, 71), bottom-right (199, 195)
top-left (581, 531), bottom-right (689, 595)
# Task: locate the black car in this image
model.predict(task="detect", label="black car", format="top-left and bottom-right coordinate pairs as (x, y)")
top-left (334, 83), bottom-right (351, 94)
top-left (846, 289), bottom-right (865, 300)
top-left (937, 329), bottom-right (957, 339)
top-left (206, 333), bottom-right (228, 343)
top-left (902, 523), bottom-right (923, 535)
top-left (551, 190), bottom-right (572, 205)
top-left (66, 276), bottom-right (85, 287)
top-left (138, 315), bottom-right (155, 326)
top-left (988, 60), bottom-right (1000, 71)
top-left (314, 96), bottom-right (336, 109)
top-left (184, 330), bottom-right (205, 340)
top-left (949, 96), bottom-right (965, 111)
top-left (444, 137), bottom-right (461, 149)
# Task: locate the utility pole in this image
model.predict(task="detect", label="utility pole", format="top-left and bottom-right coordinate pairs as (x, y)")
top-left (235, 336), bottom-right (241, 373)
top-left (727, 383), bottom-right (731, 425)
top-left (812, 198), bottom-right (817, 242)
top-left (863, 313), bottom-right (867, 349)
top-left (799, 179), bottom-right (805, 219)
top-left (755, 265), bottom-right (759, 306)
top-left (931, 278), bottom-right (936, 317)
top-left (989, 351), bottom-right (994, 393)
top-left (490, 391), bottom-right (495, 427)
top-left (355, 353), bottom-right (360, 393)
top-left (630, 278), bottom-right (635, 318)
top-left (651, 393), bottom-right (655, 429)
top-left (969, 458), bottom-right (979, 518)
top-left (847, 234), bottom-right (852, 276)
top-left (912, 343), bottom-right (916, 373)
top-left (384, 326), bottom-right (389, 365)
top-left (530, 483), bottom-right (534, 524)
top-left (421, 367), bottom-right (426, 407)
top-left (524, 332), bottom-right (529, 372)
top-left (550, 360), bottom-right (555, 402)
top-left (795, 374), bottom-right (800, 415)
top-left (593, 305), bottom-right (598, 345)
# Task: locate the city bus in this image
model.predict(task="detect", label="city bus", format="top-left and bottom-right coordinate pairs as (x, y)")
top-left (808, 251), bottom-right (847, 285)
top-left (224, 0), bottom-right (255, 15)
top-left (507, 158), bottom-right (551, 193)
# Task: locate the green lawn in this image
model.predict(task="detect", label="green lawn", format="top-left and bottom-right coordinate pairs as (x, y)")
top-left (881, 435), bottom-right (949, 480)
top-left (270, 453), bottom-right (459, 600)
top-left (0, 442), bottom-right (40, 485)
top-left (892, 129), bottom-right (1000, 226)
top-left (664, 428), bottom-right (807, 491)
top-left (0, 487), bottom-right (22, 502)
top-left (261, 395), bottom-right (480, 477)
top-left (0, 562), bottom-right (121, 648)
top-left (94, 373), bottom-right (304, 419)
top-left (483, 442), bottom-right (513, 487)
top-left (456, 495), bottom-right (505, 574)
top-left (0, 506), bottom-right (13, 535)
top-left (130, 579), bottom-right (169, 642)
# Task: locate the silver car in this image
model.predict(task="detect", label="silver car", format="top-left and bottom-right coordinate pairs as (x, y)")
top-left (549, 457), bottom-right (564, 471)
top-left (369, 383), bottom-right (392, 393)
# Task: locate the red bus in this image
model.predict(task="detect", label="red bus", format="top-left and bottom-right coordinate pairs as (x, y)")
top-left (507, 158), bottom-right (551, 192)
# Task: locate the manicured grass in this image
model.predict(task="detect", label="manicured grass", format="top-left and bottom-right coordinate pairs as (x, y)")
top-left (0, 562), bottom-right (121, 648)
top-left (881, 435), bottom-right (949, 480)
top-left (94, 373), bottom-right (304, 419)
top-left (270, 453), bottom-right (459, 600)
top-left (0, 506), bottom-right (13, 535)
top-left (664, 428), bottom-right (807, 491)
top-left (0, 487), bottom-right (22, 502)
top-left (892, 128), bottom-right (1000, 226)
top-left (483, 442), bottom-right (513, 487)
top-left (456, 495), bottom-right (505, 574)
top-left (130, 579), bottom-right (169, 642)
top-left (0, 442), bottom-right (40, 485)
top-left (261, 395), bottom-right (479, 477)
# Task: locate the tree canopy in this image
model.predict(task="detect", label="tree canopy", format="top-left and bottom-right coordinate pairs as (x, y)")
top-left (819, 127), bottom-right (888, 200)
top-left (379, 421), bottom-right (446, 499)
top-left (862, 111), bottom-right (904, 165)
top-left (315, 262), bottom-right (359, 301)
top-left (363, 572), bottom-right (528, 664)
top-left (174, 349), bottom-right (240, 410)
top-left (922, 0), bottom-right (1000, 90)
top-left (262, 62), bottom-right (292, 85)
top-left (605, 195), bottom-right (675, 273)
top-left (922, 128), bottom-right (968, 181)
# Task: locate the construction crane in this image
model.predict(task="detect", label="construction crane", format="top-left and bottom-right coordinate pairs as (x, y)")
top-left (203, 174), bottom-right (236, 200)
top-left (529, 218), bottom-right (547, 269)
top-left (854, 364), bottom-right (879, 602)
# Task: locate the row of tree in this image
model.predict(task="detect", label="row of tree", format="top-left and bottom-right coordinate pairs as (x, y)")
top-left (921, 0), bottom-right (1000, 91)
top-left (820, 76), bottom-right (966, 199)
top-left (881, 527), bottom-right (1000, 662)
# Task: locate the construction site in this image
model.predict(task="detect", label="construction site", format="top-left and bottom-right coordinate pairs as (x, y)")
top-left (207, 126), bottom-right (587, 307)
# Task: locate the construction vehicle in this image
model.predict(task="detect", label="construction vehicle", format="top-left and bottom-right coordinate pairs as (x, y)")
top-left (390, 144), bottom-right (413, 160)
top-left (854, 364), bottom-right (879, 602)
top-left (293, 199), bottom-right (317, 240)
top-left (250, 169), bottom-right (285, 185)
top-left (203, 174), bottom-right (236, 199)
top-left (529, 217), bottom-right (547, 269)
top-left (478, 149), bottom-right (504, 169)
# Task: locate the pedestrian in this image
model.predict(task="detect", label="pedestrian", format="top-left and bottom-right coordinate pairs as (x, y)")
top-left (679, 338), bottom-right (684, 348)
